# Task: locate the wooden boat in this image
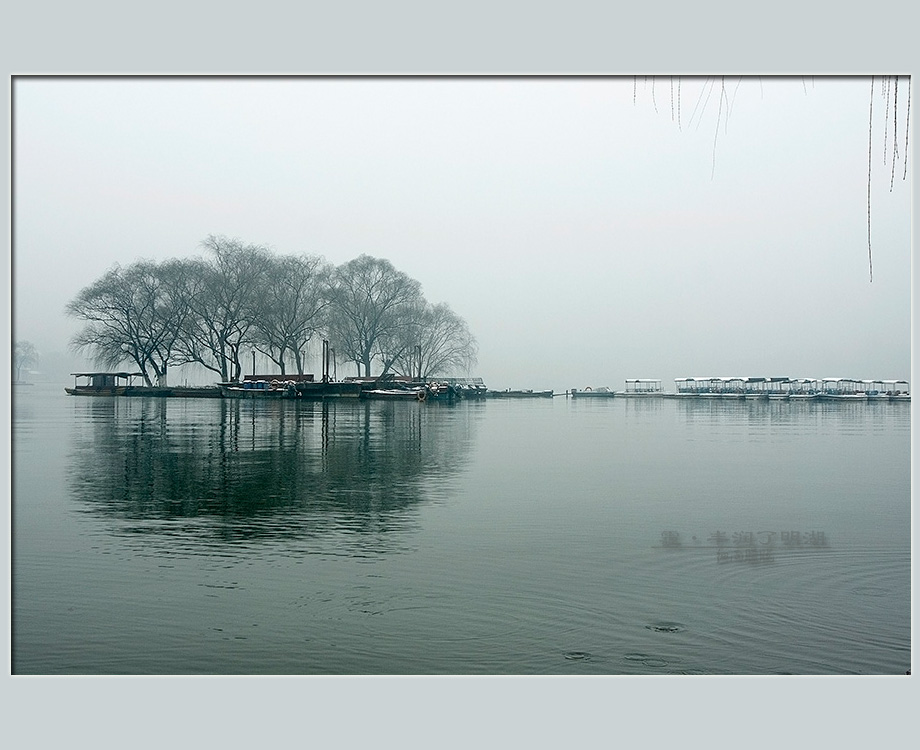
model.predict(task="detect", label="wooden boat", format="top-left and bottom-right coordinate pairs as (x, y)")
top-left (65, 371), bottom-right (143, 396)
top-left (454, 383), bottom-right (488, 399)
top-left (424, 382), bottom-right (461, 401)
top-left (435, 377), bottom-right (488, 399)
top-left (361, 381), bottom-right (459, 402)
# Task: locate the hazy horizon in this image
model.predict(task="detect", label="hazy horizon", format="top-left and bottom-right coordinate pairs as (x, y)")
top-left (12, 76), bottom-right (912, 391)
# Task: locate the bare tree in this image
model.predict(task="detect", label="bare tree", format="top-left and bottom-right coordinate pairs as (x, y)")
top-left (390, 301), bottom-right (478, 379)
top-left (373, 297), bottom-right (426, 377)
top-left (327, 255), bottom-right (423, 377)
top-left (178, 236), bottom-right (270, 382)
top-left (250, 253), bottom-right (332, 375)
top-left (66, 260), bottom-right (194, 386)
top-left (13, 340), bottom-right (39, 382)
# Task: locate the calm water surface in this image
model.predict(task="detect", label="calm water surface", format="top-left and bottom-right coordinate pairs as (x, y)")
top-left (12, 384), bottom-right (911, 674)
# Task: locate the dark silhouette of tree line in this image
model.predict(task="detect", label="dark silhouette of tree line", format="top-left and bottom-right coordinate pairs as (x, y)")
top-left (66, 235), bottom-right (477, 386)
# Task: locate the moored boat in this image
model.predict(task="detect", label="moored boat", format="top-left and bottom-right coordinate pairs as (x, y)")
top-left (788, 378), bottom-right (819, 400)
top-left (65, 371), bottom-right (143, 396)
top-left (673, 377), bottom-right (720, 397)
top-left (487, 388), bottom-right (554, 398)
top-left (220, 379), bottom-right (299, 398)
top-left (888, 380), bottom-right (910, 401)
top-left (167, 386), bottom-right (222, 398)
top-left (820, 378), bottom-right (868, 401)
top-left (764, 377), bottom-right (791, 400)
top-left (295, 380), bottom-right (364, 398)
top-left (570, 386), bottom-right (616, 398)
top-left (616, 379), bottom-right (663, 397)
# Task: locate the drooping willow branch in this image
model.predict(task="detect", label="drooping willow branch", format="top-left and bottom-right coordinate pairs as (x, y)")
top-left (867, 77), bottom-right (875, 282)
top-left (632, 75), bottom-right (910, 282)
top-left (867, 74), bottom-right (911, 282)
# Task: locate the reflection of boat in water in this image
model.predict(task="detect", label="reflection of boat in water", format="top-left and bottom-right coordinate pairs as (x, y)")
top-left (424, 382), bottom-right (460, 401)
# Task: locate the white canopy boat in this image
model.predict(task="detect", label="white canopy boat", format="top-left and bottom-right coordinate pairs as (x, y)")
top-left (820, 378), bottom-right (868, 400)
top-left (616, 379), bottom-right (662, 397)
top-left (889, 380), bottom-right (910, 402)
top-left (788, 378), bottom-right (820, 400)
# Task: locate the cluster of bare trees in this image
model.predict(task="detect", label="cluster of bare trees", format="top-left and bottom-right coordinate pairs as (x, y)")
top-left (66, 236), bottom-right (477, 386)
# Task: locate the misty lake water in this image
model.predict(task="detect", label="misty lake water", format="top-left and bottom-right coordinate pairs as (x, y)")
top-left (12, 384), bottom-right (910, 675)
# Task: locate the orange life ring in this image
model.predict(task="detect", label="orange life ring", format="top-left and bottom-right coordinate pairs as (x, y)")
top-left (417, 390), bottom-right (427, 402)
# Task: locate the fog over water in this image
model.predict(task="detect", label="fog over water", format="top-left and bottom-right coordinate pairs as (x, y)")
top-left (4, 4), bottom-right (919, 749)
top-left (12, 76), bottom-right (911, 390)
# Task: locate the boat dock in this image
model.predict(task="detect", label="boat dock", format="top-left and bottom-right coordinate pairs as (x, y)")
top-left (62, 373), bottom-right (910, 403)
top-left (569, 377), bottom-right (908, 402)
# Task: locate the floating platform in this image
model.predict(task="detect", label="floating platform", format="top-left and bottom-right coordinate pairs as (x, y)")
top-left (486, 389), bottom-right (554, 398)
top-left (570, 388), bottom-right (616, 398)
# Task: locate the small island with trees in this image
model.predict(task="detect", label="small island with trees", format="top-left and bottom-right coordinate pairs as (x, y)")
top-left (64, 235), bottom-right (483, 400)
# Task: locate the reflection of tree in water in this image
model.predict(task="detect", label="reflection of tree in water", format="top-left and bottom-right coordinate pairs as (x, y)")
top-left (67, 397), bottom-right (480, 552)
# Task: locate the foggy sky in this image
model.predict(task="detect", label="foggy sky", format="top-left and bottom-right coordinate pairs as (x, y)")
top-left (12, 76), bottom-right (912, 390)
